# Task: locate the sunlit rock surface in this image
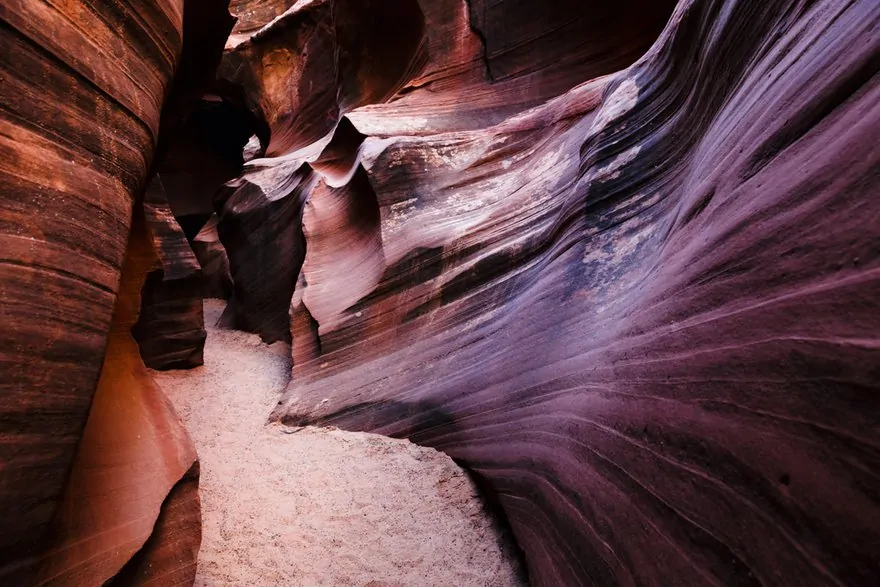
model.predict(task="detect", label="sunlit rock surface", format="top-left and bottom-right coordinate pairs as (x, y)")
top-left (34, 213), bottom-right (201, 586)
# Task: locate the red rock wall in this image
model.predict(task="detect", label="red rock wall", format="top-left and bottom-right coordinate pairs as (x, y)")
top-left (0, 0), bottom-right (183, 576)
top-left (34, 211), bottom-right (200, 586)
top-left (255, 0), bottom-right (880, 584)
top-left (0, 0), bottom-right (231, 582)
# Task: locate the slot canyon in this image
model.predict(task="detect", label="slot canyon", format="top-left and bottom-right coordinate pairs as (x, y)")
top-left (1, 0), bottom-right (878, 585)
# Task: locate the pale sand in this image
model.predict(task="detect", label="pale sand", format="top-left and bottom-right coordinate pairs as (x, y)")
top-left (150, 300), bottom-right (527, 587)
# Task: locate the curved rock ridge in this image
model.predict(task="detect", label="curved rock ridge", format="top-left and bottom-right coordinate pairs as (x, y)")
top-left (219, 0), bottom-right (428, 156)
top-left (213, 0), bottom-right (674, 343)
top-left (0, 0), bottom-right (232, 582)
top-left (226, 0), bottom-right (300, 46)
top-left (261, 0), bottom-right (880, 585)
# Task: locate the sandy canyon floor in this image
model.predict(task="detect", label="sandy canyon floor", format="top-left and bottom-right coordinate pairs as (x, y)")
top-left (150, 300), bottom-right (527, 586)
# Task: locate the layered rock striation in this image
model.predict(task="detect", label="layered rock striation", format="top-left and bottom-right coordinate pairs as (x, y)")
top-left (0, 0), bottom-right (232, 582)
top-left (225, 0), bottom-right (878, 585)
top-left (1, 0), bottom-right (878, 585)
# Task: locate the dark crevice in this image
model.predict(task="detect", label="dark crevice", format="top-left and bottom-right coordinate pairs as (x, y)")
top-left (464, 0), bottom-right (497, 82)
top-left (461, 467), bottom-right (532, 585)
top-left (161, 96), bottom-right (261, 220)
top-left (680, 186), bottom-right (716, 227)
top-left (133, 95), bottom-right (260, 369)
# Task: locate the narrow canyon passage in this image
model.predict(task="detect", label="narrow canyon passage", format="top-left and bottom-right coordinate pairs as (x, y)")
top-left (3, 0), bottom-right (878, 584)
top-left (150, 301), bottom-right (526, 586)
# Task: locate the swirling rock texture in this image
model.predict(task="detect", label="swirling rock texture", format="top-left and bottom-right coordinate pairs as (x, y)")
top-left (213, 0), bottom-right (677, 343)
top-left (0, 0), bottom-right (231, 583)
top-left (0, 0), bottom-right (181, 578)
top-left (213, 0), bottom-right (878, 585)
top-left (2, 0), bottom-right (878, 586)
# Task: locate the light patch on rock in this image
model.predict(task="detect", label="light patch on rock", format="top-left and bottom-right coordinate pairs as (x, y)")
top-left (590, 78), bottom-right (640, 134)
top-left (348, 110), bottom-right (430, 134)
top-left (590, 145), bottom-right (642, 184)
top-left (242, 135), bottom-right (262, 162)
top-left (382, 197), bottom-right (420, 232)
